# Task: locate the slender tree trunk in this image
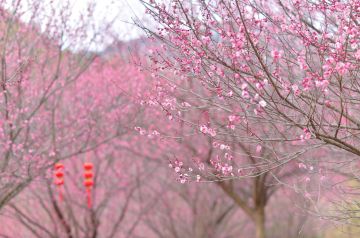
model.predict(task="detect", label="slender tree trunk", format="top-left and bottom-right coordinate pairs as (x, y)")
top-left (254, 208), bottom-right (265, 238)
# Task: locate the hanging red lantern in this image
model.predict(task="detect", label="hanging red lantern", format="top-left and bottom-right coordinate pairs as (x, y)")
top-left (54, 179), bottom-right (64, 186)
top-left (55, 163), bottom-right (64, 170)
top-left (83, 162), bottom-right (94, 208)
top-left (84, 163), bottom-right (93, 170)
top-left (54, 163), bottom-right (64, 202)
top-left (84, 171), bottom-right (93, 179)
top-left (84, 180), bottom-right (94, 187)
top-left (55, 170), bottom-right (64, 178)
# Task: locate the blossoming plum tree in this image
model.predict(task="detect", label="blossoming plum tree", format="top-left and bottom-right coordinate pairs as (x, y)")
top-left (0, 0), bottom-right (131, 209)
top-left (140, 0), bottom-right (360, 166)
top-left (135, 0), bottom-right (360, 234)
top-left (0, 50), bottom-right (152, 236)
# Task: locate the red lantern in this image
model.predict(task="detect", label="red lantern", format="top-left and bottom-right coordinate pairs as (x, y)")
top-left (83, 163), bottom-right (93, 170)
top-left (84, 180), bottom-right (94, 187)
top-left (54, 163), bottom-right (64, 202)
top-left (55, 171), bottom-right (64, 178)
top-left (83, 171), bottom-right (93, 179)
top-left (83, 162), bottom-right (94, 208)
top-left (55, 180), bottom-right (64, 186)
top-left (54, 163), bottom-right (64, 170)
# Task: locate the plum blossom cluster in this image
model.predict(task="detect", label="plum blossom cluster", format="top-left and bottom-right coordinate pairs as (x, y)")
top-left (199, 125), bottom-right (216, 137)
top-left (168, 159), bottom-right (191, 184)
top-left (210, 155), bottom-right (234, 177)
top-left (134, 126), bottom-right (161, 139)
top-left (299, 128), bottom-right (312, 142)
